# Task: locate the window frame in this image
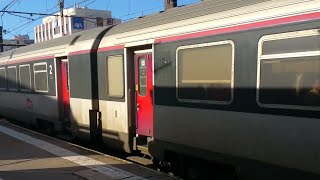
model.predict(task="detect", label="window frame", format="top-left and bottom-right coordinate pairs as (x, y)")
top-left (176, 40), bottom-right (235, 105)
top-left (256, 29), bottom-right (320, 111)
top-left (106, 55), bottom-right (125, 99)
top-left (33, 62), bottom-right (49, 93)
top-left (7, 66), bottom-right (17, 91)
top-left (19, 64), bottom-right (31, 92)
top-left (0, 67), bottom-right (6, 90)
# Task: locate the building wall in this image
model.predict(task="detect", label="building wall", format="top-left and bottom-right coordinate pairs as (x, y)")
top-left (34, 7), bottom-right (120, 43)
top-left (3, 35), bottom-right (34, 51)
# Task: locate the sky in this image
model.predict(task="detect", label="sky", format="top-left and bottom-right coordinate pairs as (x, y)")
top-left (0, 0), bottom-right (201, 39)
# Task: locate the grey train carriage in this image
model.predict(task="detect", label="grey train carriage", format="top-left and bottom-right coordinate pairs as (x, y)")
top-left (0, 0), bottom-right (320, 179)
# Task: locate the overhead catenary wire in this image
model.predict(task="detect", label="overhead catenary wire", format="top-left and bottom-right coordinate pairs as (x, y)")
top-left (3, 3), bottom-right (58, 37)
top-left (120, 0), bottom-right (199, 22)
top-left (3, 11), bottom-right (113, 36)
top-left (0, 0), bottom-right (19, 52)
top-left (4, 0), bottom-right (199, 38)
top-left (8, 0), bottom-right (160, 36)
top-left (106, 0), bottom-right (111, 10)
top-left (3, 0), bottom-right (92, 37)
top-left (0, 0), bottom-right (98, 46)
top-left (83, 0), bottom-right (97, 7)
top-left (0, 10), bottom-right (114, 21)
top-left (1, 0), bottom-right (19, 30)
top-left (7, 12), bottom-right (33, 21)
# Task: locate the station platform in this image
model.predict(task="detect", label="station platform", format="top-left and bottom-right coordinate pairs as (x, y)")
top-left (0, 120), bottom-right (175, 180)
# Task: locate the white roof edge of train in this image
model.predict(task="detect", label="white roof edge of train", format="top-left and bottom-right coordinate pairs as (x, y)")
top-left (0, 26), bottom-right (111, 63)
top-left (99, 0), bottom-right (320, 48)
top-left (0, 0), bottom-right (319, 63)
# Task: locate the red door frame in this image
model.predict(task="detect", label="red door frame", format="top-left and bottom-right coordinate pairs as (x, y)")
top-left (135, 53), bottom-right (154, 137)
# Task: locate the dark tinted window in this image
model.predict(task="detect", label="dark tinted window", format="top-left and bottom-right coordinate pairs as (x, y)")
top-left (177, 42), bottom-right (233, 103)
top-left (0, 68), bottom-right (6, 89)
top-left (263, 35), bottom-right (320, 55)
top-left (259, 31), bottom-right (320, 107)
top-left (138, 58), bottom-right (147, 96)
top-left (107, 55), bottom-right (124, 98)
top-left (7, 66), bottom-right (17, 90)
top-left (19, 65), bottom-right (31, 91)
top-left (34, 64), bottom-right (46, 71)
top-left (259, 57), bottom-right (320, 106)
top-left (34, 63), bottom-right (48, 92)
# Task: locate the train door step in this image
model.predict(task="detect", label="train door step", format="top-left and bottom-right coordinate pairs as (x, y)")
top-left (126, 156), bottom-right (153, 166)
top-left (137, 144), bottom-right (151, 156)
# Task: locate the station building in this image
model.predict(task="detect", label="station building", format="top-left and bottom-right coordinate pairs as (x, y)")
top-left (34, 4), bottom-right (121, 43)
top-left (3, 35), bottom-right (34, 51)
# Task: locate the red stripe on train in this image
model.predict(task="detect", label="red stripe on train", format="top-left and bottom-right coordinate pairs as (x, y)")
top-left (68, 45), bottom-right (124, 55)
top-left (68, 49), bottom-right (97, 56)
top-left (155, 11), bottom-right (320, 44)
top-left (97, 45), bottom-right (124, 53)
top-left (0, 55), bottom-right (54, 65)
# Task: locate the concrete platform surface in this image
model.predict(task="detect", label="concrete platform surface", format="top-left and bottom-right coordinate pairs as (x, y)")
top-left (0, 120), bottom-right (176, 180)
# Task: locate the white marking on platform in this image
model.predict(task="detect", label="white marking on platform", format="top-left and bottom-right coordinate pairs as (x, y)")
top-left (0, 125), bottom-right (147, 180)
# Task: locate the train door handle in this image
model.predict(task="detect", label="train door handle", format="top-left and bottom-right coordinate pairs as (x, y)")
top-left (136, 104), bottom-right (140, 111)
top-left (114, 110), bottom-right (117, 118)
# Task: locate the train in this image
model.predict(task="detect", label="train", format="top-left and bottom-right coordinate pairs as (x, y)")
top-left (0, 0), bottom-right (320, 179)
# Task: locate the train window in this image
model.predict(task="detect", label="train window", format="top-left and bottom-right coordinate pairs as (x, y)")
top-left (66, 62), bottom-right (70, 91)
top-left (138, 57), bottom-right (147, 96)
top-left (7, 66), bottom-right (17, 91)
top-left (177, 41), bottom-right (234, 103)
top-left (262, 35), bottom-right (320, 55)
top-left (0, 68), bottom-right (6, 89)
top-left (258, 29), bottom-right (320, 109)
top-left (106, 55), bottom-right (124, 98)
top-left (19, 65), bottom-right (31, 91)
top-left (34, 63), bottom-right (48, 92)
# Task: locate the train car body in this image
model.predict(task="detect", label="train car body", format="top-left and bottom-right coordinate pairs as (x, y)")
top-left (98, 0), bottom-right (320, 178)
top-left (0, 0), bottom-right (320, 179)
top-left (0, 32), bottom-right (87, 131)
top-left (0, 27), bottom-right (112, 134)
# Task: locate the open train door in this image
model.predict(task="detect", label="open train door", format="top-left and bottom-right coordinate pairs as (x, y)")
top-left (60, 59), bottom-right (70, 121)
top-left (135, 50), bottom-right (153, 137)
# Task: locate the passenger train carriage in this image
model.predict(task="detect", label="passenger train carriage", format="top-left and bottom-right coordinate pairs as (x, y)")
top-left (0, 0), bottom-right (320, 179)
